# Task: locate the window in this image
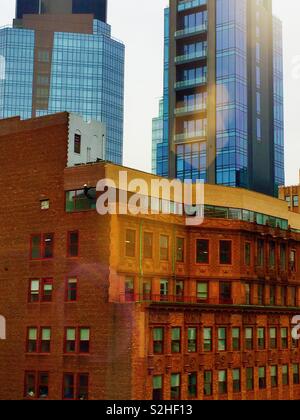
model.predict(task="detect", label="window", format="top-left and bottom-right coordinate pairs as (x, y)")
top-left (219, 282), bottom-right (232, 304)
top-left (143, 279), bottom-right (152, 300)
top-left (197, 282), bottom-right (208, 302)
top-left (125, 277), bottom-right (134, 302)
top-left (282, 365), bottom-right (289, 386)
top-left (66, 278), bottom-right (77, 302)
top-left (271, 366), bottom-right (278, 388)
top-left (125, 230), bottom-right (136, 257)
top-left (196, 239), bottom-right (209, 263)
top-left (218, 328), bottom-right (227, 352)
top-left (171, 374), bottom-right (181, 400)
top-left (269, 241), bottom-right (275, 268)
top-left (204, 371), bottom-right (212, 396)
top-left (281, 328), bottom-right (288, 349)
top-left (233, 369), bottom-right (241, 393)
top-left (270, 328), bottom-right (277, 350)
top-left (257, 327), bottom-right (265, 350)
top-left (246, 368), bottom-right (254, 391)
top-left (27, 328), bottom-right (38, 353)
top-left (40, 328), bottom-right (51, 353)
top-left (160, 280), bottom-right (168, 302)
top-left (30, 234), bottom-right (54, 259)
top-left (40, 199), bottom-right (50, 210)
top-left (280, 244), bottom-right (286, 270)
top-left (293, 364), bottom-right (300, 385)
top-left (153, 376), bottom-right (163, 400)
top-left (175, 280), bottom-right (184, 302)
top-left (203, 328), bottom-right (212, 352)
top-left (153, 328), bottom-right (164, 354)
top-left (74, 134), bottom-right (81, 154)
top-left (259, 367), bottom-right (266, 389)
top-left (176, 238), bottom-right (185, 262)
top-left (220, 241), bottom-right (232, 265)
top-left (218, 370), bottom-right (227, 395)
top-left (245, 283), bottom-right (252, 305)
top-left (24, 372), bottom-right (49, 399)
top-left (258, 284), bottom-right (265, 305)
top-left (293, 196), bottom-right (299, 207)
top-left (290, 286), bottom-right (297, 307)
top-left (29, 279), bottom-right (53, 303)
top-left (245, 242), bottom-right (251, 266)
top-left (188, 328), bottom-right (197, 353)
top-left (66, 189), bottom-right (97, 212)
top-left (144, 233), bottom-right (153, 259)
top-left (257, 240), bottom-right (264, 267)
top-left (245, 328), bottom-right (253, 351)
top-left (160, 235), bottom-right (169, 261)
top-left (281, 286), bottom-right (287, 306)
top-left (64, 328), bottom-right (90, 354)
top-left (290, 250), bottom-right (296, 272)
top-left (232, 328), bottom-right (240, 351)
top-left (188, 373), bottom-right (197, 398)
top-left (68, 231), bottom-right (79, 257)
top-left (270, 285), bottom-right (276, 306)
top-left (63, 373), bottom-right (89, 400)
top-left (171, 328), bottom-right (181, 353)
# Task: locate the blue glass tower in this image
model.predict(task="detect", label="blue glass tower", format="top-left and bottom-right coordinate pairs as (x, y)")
top-left (155, 0), bottom-right (284, 197)
top-left (0, 1), bottom-right (124, 164)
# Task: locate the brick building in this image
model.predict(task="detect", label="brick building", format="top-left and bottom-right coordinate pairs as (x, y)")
top-left (1, 113), bottom-right (300, 400)
top-left (279, 173), bottom-right (300, 214)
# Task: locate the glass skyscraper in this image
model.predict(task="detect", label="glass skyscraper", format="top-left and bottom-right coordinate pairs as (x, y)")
top-left (0, 0), bottom-right (124, 164)
top-left (152, 99), bottom-right (164, 174)
top-left (155, 0), bottom-right (284, 197)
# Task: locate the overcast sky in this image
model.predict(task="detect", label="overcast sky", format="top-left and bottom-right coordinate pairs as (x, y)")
top-left (1, 0), bottom-right (300, 185)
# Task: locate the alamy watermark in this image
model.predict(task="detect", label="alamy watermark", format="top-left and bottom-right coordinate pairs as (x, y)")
top-left (95, 171), bottom-right (204, 226)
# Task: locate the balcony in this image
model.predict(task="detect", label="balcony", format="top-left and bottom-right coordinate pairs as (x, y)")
top-left (178, 0), bottom-right (207, 12)
top-left (175, 76), bottom-right (207, 90)
top-left (175, 49), bottom-right (207, 65)
top-left (175, 22), bottom-right (208, 39)
top-left (174, 130), bottom-right (207, 143)
top-left (174, 103), bottom-right (207, 116)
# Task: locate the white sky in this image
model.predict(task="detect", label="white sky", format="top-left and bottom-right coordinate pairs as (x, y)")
top-left (1, 0), bottom-right (300, 185)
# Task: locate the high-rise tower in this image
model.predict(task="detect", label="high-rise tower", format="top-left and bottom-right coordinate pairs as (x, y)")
top-left (155, 0), bottom-right (284, 196)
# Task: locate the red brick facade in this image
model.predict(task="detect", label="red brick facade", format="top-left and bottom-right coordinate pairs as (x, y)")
top-left (1, 114), bottom-right (300, 400)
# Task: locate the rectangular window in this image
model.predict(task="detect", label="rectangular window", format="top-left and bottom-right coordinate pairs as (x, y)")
top-left (24, 372), bottom-right (49, 399)
top-left (271, 366), bottom-right (278, 388)
top-left (281, 328), bottom-right (288, 349)
top-left (203, 328), bottom-right (212, 352)
top-left (290, 250), bottom-right (296, 272)
top-left (68, 231), bottom-right (79, 257)
top-left (171, 328), bottom-right (181, 353)
top-left (290, 287), bottom-right (297, 307)
top-left (65, 328), bottom-right (90, 354)
top-left (188, 328), bottom-right (197, 353)
top-left (143, 279), bottom-right (152, 301)
top-left (74, 134), bottom-right (81, 154)
top-left (144, 232), bottom-right (153, 259)
top-left (257, 240), bottom-right (264, 267)
top-left (282, 365), bottom-right (289, 386)
top-left (153, 328), bottom-right (164, 354)
top-left (219, 282), bottom-right (232, 304)
top-left (204, 371), bottom-right (212, 396)
top-left (175, 280), bottom-right (184, 302)
top-left (218, 328), bottom-right (227, 352)
top-left (269, 241), bottom-right (275, 268)
top-left (31, 234), bottom-right (54, 259)
top-left (27, 328), bottom-right (38, 353)
top-left (270, 285), bottom-right (276, 306)
top-left (218, 370), bottom-right (227, 395)
top-left (171, 374), bottom-right (181, 400)
top-left (79, 328), bottom-right (90, 353)
top-left (259, 367), bottom-right (266, 389)
top-left (281, 286), bottom-right (287, 306)
top-left (188, 373), bottom-right (197, 398)
top-left (125, 277), bottom-right (134, 302)
top-left (66, 189), bottom-right (96, 212)
top-left (40, 328), bottom-right (51, 353)
top-left (196, 239), bottom-right (209, 263)
top-left (125, 230), bottom-right (136, 257)
top-left (63, 373), bottom-right (89, 400)
top-left (258, 284), bottom-right (265, 305)
top-left (160, 280), bottom-right (168, 302)
top-left (29, 280), bottom-right (40, 303)
top-left (233, 369), bottom-right (241, 393)
top-left (245, 328), bottom-right (253, 351)
top-left (153, 376), bottom-right (163, 400)
top-left (66, 278), bottom-right (77, 302)
top-left (220, 241), bottom-right (232, 265)
top-left (41, 279), bottom-right (53, 302)
top-left (245, 242), bottom-right (251, 266)
top-left (246, 368), bottom-right (254, 391)
top-left (232, 328), bottom-right (240, 351)
top-left (197, 282), bottom-right (208, 302)
top-left (270, 328), bottom-right (277, 350)
top-left (257, 327), bottom-right (265, 350)
top-left (280, 244), bottom-right (286, 270)
top-left (65, 328), bottom-right (76, 353)
top-left (160, 235), bottom-right (169, 261)
top-left (245, 283), bottom-right (251, 305)
top-left (293, 364), bottom-right (300, 385)
top-left (176, 237), bottom-right (185, 262)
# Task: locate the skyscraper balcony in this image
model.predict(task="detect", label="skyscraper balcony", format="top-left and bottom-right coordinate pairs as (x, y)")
top-left (178, 0), bottom-right (207, 12)
top-left (174, 103), bottom-right (207, 116)
top-left (175, 49), bottom-right (207, 65)
top-left (175, 22), bottom-right (207, 39)
top-left (175, 76), bottom-right (207, 90)
top-left (174, 130), bottom-right (207, 142)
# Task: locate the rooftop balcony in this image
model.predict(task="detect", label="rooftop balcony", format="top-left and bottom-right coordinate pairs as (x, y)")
top-left (175, 75), bottom-right (207, 90)
top-left (175, 22), bottom-right (208, 39)
top-left (175, 49), bottom-right (207, 65)
top-left (178, 0), bottom-right (207, 12)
